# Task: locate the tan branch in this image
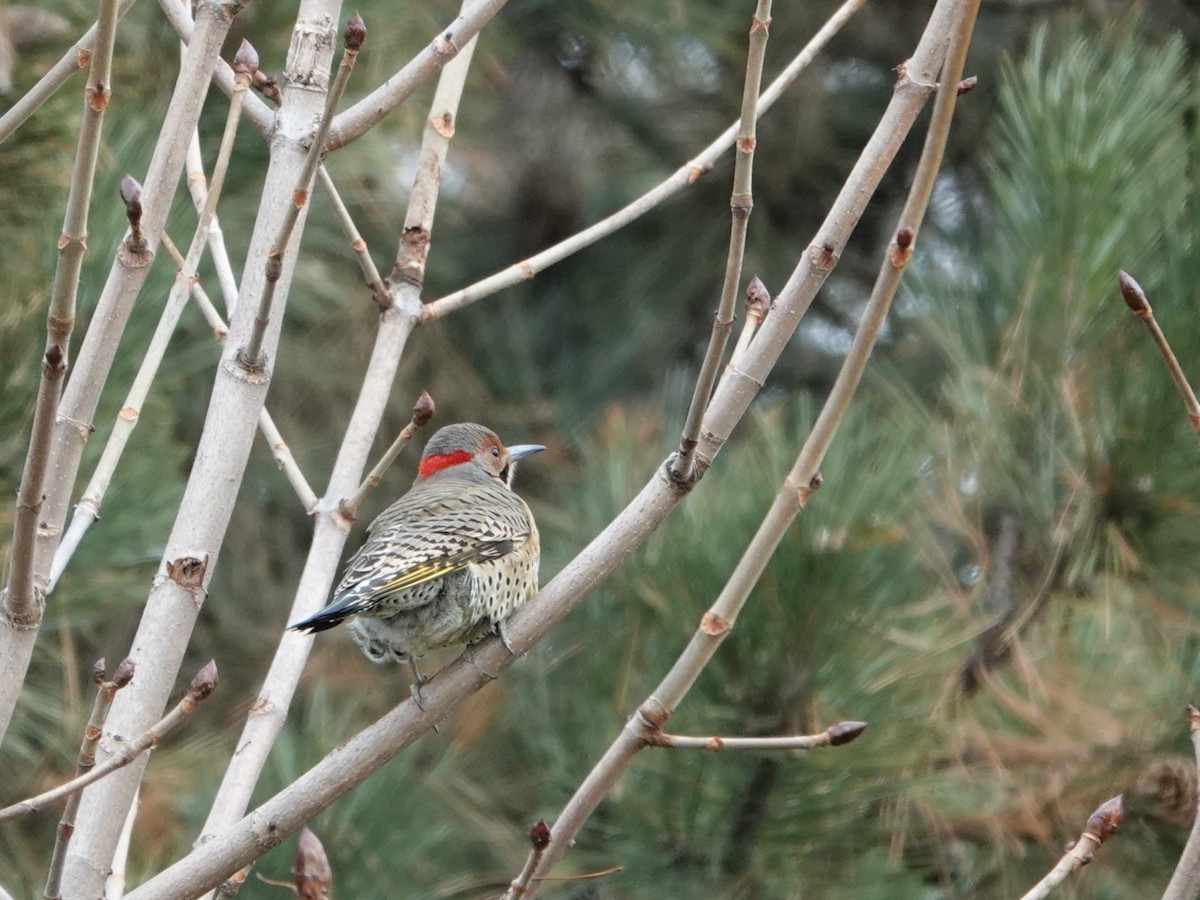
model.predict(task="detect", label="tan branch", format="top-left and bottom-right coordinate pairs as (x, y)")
top-left (0, 662), bottom-right (216, 822)
top-left (1018, 795), bottom-right (1124, 900)
top-left (420, 0), bottom-right (870, 323)
top-left (1117, 271), bottom-right (1200, 438)
top-left (340, 392), bottom-right (436, 521)
top-left (645, 722), bottom-right (867, 752)
top-left (1162, 705), bottom-right (1200, 900)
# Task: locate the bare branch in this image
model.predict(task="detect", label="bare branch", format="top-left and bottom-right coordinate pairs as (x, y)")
top-left (340, 391), bottom-right (436, 520)
top-left (0, 0), bottom-right (137, 145)
top-left (0, 661), bottom-right (216, 822)
top-left (645, 722), bottom-right (868, 752)
top-left (1162, 705), bottom-right (1200, 900)
top-left (672, 0), bottom-right (773, 481)
top-left (327, 0), bottom-right (510, 150)
top-left (1117, 270), bottom-right (1200, 438)
top-left (238, 14), bottom-right (366, 368)
top-left (1018, 795), bottom-right (1124, 900)
top-left (44, 658), bottom-right (135, 900)
top-left (420, 0), bottom-right (870, 323)
top-left (315, 166), bottom-right (389, 309)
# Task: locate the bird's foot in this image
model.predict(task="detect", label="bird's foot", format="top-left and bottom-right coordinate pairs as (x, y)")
top-left (495, 618), bottom-right (516, 656)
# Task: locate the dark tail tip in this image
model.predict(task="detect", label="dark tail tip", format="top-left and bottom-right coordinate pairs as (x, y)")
top-left (289, 609), bottom-right (349, 634)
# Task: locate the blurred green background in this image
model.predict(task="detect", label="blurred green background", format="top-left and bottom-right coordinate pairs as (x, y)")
top-left (4, 0), bottom-right (1200, 896)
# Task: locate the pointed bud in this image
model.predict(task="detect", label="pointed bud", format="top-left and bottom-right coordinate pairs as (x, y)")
top-left (1118, 271), bottom-right (1150, 315)
top-left (112, 657), bottom-right (136, 688)
top-left (344, 12), bottom-right (367, 51)
top-left (744, 276), bottom-right (772, 320)
top-left (120, 175), bottom-right (142, 227)
top-left (412, 391), bottom-right (435, 428)
top-left (294, 828), bottom-right (333, 899)
top-left (186, 660), bottom-right (219, 702)
top-left (957, 75), bottom-right (977, 96)
top-left (92, 658), bottom-right (106, 685)
top-left (1084, 795), bottom-right (1125, 846)
top-left (529, 820), bottom-right (551, 852)
top-left (828, 720), bottom-right (868, 746)
top-left (232, 39), bottom-right (259, 76)
top-left (251, 70), bottom-right (282, 105)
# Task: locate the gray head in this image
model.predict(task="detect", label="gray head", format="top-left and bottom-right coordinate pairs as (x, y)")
top-left (415, 423), bottom-right (544, 488)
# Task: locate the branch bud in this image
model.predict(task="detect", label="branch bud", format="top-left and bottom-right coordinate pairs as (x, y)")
top-left (92, 658), bottom-right (107, 685)
top-left (744, 276), bottom-right (772, 320)
top-left (957, 75), bottom-right (977, 96)
top-left (1118, 270), bottom-right (1150, 315)
top-left (344, 12), bottom-right (367, 51)
top-left (294, 827), bottom-right (333, 899)
top-left (828, 720), bottom-right (868, 746)
top-left (1084, 795), bottom-right (1125, 847)
top-left (412, 391), bottom-right (435, 428)
top-left (232, 39), bottom-right (260, 77)
top-left (529, 820), bottom-right (551, 852)
top-left (251, 70), bottom-right (282, 105)
top-left (112, 657), bottom-right (136, 688)
top-left (185, 660), bottom-right (219, 702)
top-left (120, 174), bottom-right (143, 234)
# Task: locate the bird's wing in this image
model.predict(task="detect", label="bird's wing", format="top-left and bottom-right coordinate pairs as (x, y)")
top-left (335, 489), bottom-right (531, 610)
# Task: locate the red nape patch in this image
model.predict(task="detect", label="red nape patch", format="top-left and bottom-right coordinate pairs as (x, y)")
top-left (418, 449), bottom-right (473, 479)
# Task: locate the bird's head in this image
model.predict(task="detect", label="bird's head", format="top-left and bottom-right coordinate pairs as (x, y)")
top-left (416, 423), bottom-right (544, 488)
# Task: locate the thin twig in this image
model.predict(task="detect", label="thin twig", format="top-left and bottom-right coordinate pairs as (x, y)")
top-left (1117, 271), bottom-right (1200, 438)
top-left (103, 786), bottom-right (139, 900)
top-left (238, 15), bottom-right (366, 369)
top-left (0, 0), bottom-right (138, 145)
top-left (315, 166), bottom-right (389, 309)
top-left (645, 722), bottom-right (868, 752)
top-left (672, 0), bottom-right (773, 482)
top-left (0, 662), bottom-right (216, 822)
top-left (1018, 795), bottom-right (1124, 900)
top-left (44, 659), bottom-right (135, 900)
top-left (48, 44), bottom-right (255, 590)
top-left (185, 133), bottom-right (241, 313)
top-left (1162, 705), bottom-right (1200, 900)
top-left (420, 0), bottom-right (870, 323)
top-left (119, 1), bottom-right (959, 892)
top-left (507, 822), bottom-right (551, 897)
top-left (339, 392), bottom-right (436, 520)
top-left (326, 0), bottom-right (510, 150)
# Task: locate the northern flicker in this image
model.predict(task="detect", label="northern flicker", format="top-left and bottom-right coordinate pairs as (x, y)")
top-left (290, 423), bottom-right (543, 700)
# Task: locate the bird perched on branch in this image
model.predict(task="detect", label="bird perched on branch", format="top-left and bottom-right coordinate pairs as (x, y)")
top-left (291, 423), bottom-right (543, 703)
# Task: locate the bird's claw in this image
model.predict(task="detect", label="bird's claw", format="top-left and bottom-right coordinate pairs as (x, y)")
top-left (496, 619), bottom-right (516, 656)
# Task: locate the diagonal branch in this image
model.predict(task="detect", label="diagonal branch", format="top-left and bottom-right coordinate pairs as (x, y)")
top-left (0, 661), bottom-right (216, 823)
top-left (0, 0), bottom-right (138, 146)
top-left (1162, 705), bottom-right (1200, 900)
top-left (1117, 271), bottom-right (1200, 439)
top-left (1018, 795), bottom-right (1124, 900)
top-left (326, 0), bottom-right (510, 150)
top-left (420, 0), bottom-right (869, 323)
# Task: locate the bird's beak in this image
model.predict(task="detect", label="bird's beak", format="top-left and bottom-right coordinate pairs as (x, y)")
top-left (506, 444), bottom-right (546, 462)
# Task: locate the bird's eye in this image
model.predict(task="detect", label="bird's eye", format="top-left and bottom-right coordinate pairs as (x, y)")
top-left (491, 446), bottom-right (501, 458)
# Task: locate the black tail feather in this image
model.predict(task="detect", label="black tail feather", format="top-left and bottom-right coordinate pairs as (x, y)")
top-left (289, 596), bottom-right (366, 634)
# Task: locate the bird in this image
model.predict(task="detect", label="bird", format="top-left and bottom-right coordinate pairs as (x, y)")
top-left (290, 423), bottom-right (543, 705)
